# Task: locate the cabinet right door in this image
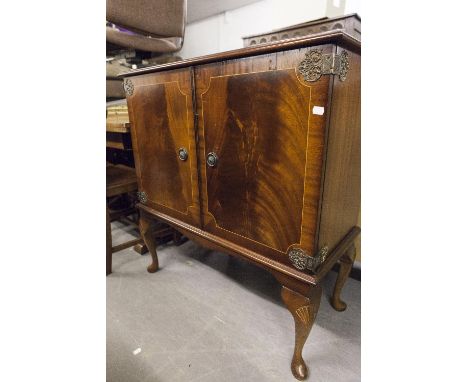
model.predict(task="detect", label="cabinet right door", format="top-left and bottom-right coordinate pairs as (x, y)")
top-left (195, 46), bottom-right (333, 267)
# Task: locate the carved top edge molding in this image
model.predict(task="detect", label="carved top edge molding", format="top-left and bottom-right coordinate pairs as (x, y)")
top-left (297, 49), bottom-right (349, 83)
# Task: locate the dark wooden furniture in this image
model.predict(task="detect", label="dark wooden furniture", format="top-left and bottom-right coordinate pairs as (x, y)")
top-left (106, 103), bottom-right (182, 275)
top-left (106, 164), bottom-right (182, 275)
top-left (121, 30), bottom-right (360, 380)
top-left (106, 164), bottom-right (145, 275)
top-left (243, 13), bottom-right (360, 47)
top-left (106, 100), bottom-right (135, 166)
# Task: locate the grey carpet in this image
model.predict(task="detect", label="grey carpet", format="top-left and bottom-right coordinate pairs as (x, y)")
top-left (107, 222), bottom-right (361, 382)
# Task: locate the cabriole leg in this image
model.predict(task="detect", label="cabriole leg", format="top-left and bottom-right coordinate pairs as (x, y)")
top-left (139, 214), bottom-right (159, 273)
top-left (331, 245), bottom-right (356, 311)
top-left (281, 285), bottom-right (322, 381)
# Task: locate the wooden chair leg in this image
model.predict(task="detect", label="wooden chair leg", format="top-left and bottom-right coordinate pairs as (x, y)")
top-left (139, 214), bottom-right (159, 273)
top-left (281, 285), bottom-right (322, 381)
top-left (106, 206), bottom-right (112, 276)
top-left (331, 245), bottom-right (357, 312)
top-left (173, 230), bottom-right (182, 245)
top-left (133, 242), bottom-right (148, 255)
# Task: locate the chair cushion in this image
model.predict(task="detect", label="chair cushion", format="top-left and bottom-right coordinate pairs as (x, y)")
top-left (106, 27), bottom-right (181, 53)
top-left (106, 0), bottom-right (186, 38)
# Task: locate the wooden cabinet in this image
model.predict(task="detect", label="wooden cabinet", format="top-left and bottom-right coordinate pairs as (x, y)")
top-left (124, 31), bottom-right (360, 381)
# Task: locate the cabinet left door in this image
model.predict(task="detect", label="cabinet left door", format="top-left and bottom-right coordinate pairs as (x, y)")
top-left (125, 68), bottom-right (201, 227)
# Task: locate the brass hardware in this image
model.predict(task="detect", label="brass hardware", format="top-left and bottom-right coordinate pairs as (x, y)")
top-left (288, 246), bottom-right (329, 273)
top-left (136, 191), bottom-right (147, 203)
top-left (338, 50), bottom-right (349, 81)
top-left (206, 152), bottom-right (218, 167)
top-left (298, 49), bottom-right (349, 83)
top-left (178, 147), bottom-right (188, 161)
top-left (123, 78), bottom-right (134, 96)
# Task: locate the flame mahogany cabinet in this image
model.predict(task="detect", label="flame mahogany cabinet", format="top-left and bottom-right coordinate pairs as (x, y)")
top-left (122, 31), bottom-right (360, 381)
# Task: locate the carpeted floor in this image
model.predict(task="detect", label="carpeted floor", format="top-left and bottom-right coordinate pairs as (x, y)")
top-left (107, 221), bottom-right (361, 382)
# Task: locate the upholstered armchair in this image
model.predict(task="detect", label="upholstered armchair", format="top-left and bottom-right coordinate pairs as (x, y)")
top-left (107, 0), bottom-right (186, 53)
top-left (106, 0), bottom-right (187, 99)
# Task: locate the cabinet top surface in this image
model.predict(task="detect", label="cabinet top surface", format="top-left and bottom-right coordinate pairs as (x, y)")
top-left (119, 30), bottom-right (360, 78)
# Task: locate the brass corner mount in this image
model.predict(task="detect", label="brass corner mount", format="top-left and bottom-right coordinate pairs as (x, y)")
top-left (123, 78), bottom-right (134, 96)
top-left (136, 191), bottom-right (147, 203)
top-left (288, 246), bottom-right (329, 273)
top-left (298, 49), bottom-right (349, 83)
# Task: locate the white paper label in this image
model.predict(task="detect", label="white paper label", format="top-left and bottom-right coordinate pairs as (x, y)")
top-left (312, 106), bottom-right (325, 115)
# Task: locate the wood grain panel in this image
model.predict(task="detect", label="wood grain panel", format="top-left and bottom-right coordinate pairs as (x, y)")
top-left (126, 69), bottom-right (201, 226)
top-left (275, 45), bottom-right (334, 252)
top-left (195, 47), bottom-right (332, 265)
top-left (202, 69), bottom-right (309, 253)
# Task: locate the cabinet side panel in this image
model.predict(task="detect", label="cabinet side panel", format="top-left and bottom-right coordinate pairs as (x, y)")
top-left (318, 48), bottom-right (361, 252)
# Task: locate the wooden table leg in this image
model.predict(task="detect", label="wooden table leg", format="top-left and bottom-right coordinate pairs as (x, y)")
top-left (281, 285), bottom-right (322, 381)
top-left (106, 206), bottom-right (112, 276)
top-left (331, 244), bottom-right (357, 311)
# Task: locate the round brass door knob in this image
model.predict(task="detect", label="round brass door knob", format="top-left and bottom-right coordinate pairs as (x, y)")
top-left (206, 152), bottom-right (218, 167)
top-left (178, 148), bottom-right (188, 161)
